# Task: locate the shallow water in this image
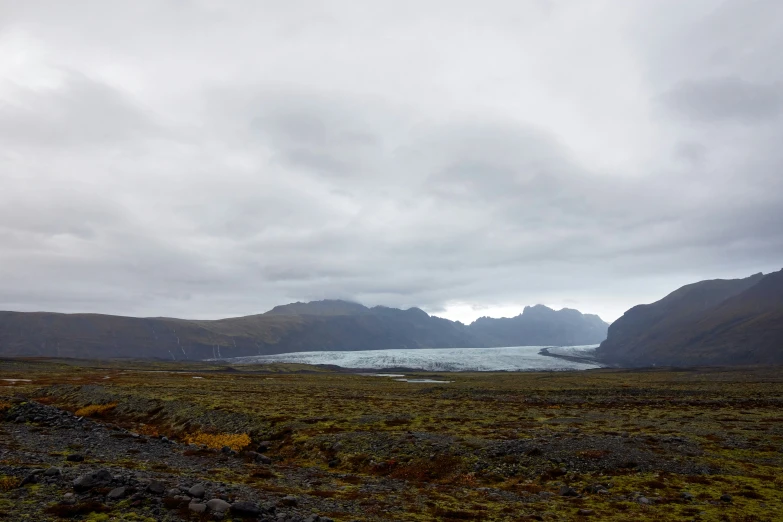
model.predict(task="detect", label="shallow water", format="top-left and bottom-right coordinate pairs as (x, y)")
top-left (394, 378), bottom-right (453, 383)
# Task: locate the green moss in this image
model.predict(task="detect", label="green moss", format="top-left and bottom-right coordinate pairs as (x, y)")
top-left (118, 513), bottom-right (157, 521)
top-left (5, 361), bottom-right (783, 520)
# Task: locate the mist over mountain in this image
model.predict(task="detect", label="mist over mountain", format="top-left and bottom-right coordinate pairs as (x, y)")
top-left (0, 300), bottom-right (608, 360)
top-left (597, 269), bottom-right (783, 367)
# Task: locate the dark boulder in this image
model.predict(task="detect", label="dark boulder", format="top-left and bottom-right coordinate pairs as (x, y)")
top-left (231, 501), bottom-right (261, 516)
top-left (73, 469), bottom-right (113, 492)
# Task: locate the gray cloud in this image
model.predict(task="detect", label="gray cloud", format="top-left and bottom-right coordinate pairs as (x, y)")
top-left (0, 1), bottom-right (782, 324)
top-left (674, 141), bottom-right (708, 166)
top-left (0, 72), bottom-right (157, 147)
top-left (661, 76), bottom-right (782, 123)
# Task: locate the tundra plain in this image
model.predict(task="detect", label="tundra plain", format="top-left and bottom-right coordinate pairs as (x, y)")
top-left (1, 359), bottom-right (782, 521)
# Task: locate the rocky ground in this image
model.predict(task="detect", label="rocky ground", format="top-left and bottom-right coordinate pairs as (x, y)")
top-left (3, 397), bottom-right (713, 522)
top-left (0, 399), bottom-right (341, 521)
top-left (2, 360), bottom-right (783, 521)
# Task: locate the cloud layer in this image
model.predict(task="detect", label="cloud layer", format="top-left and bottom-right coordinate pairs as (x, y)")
top-left (1, 0), bottom-right (782, 323)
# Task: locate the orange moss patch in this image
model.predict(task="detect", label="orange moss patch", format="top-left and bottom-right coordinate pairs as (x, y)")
top-left (578, 449), bottom-right (611, 460)
top-left (0, 475), bottom-right (19, 491)
top-left (386, 455), bottom-right (464, 482)
top-left (136, 424), bottom-right (160, 437)
top-left (0, 401), bottom-right (11, 413)
top-left (183, 432), bottom-right (251, 451)
top-left (75, 402), bottom-right (117, 417)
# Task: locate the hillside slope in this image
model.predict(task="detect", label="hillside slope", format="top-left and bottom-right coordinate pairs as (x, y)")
top-left (596, 270), bottom-right (783, 366)
top-left (0, 300), bottom-right (607, 360)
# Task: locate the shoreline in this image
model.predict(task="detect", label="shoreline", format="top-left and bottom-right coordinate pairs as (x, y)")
top-left (539, 346), bottom-right (605, 366)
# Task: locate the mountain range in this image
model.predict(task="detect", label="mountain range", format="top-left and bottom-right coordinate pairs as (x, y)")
top-left (596, 269), bottom-right (783, 367)
top-left (0, 301), bottom-right (608, 360)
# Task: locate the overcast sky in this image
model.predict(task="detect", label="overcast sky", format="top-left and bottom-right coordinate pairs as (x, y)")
top-left (1, 1), bottom-right (781, 324)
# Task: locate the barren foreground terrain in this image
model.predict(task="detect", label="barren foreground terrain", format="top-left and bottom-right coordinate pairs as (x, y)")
top-left (1, 359), bottom-right (782, 521)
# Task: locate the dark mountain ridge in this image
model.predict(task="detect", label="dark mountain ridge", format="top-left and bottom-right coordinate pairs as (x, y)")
top-left (0, 300), bottom-right (608, 360)
top-left (596, 269), bottom-right (783, 367)
top-left (471, 304), bottom-right (609, 346)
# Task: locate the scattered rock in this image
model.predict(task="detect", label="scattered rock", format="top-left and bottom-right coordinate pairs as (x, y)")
top-left (231, 501), bottom-right (262, 516)
top-left (189, 503), bottom-right (207, 514)
top-left (2, 365), bottom-right (751, 522)
top-left (206, 498), bottom-right (231, 513)
top-left (107, 486), bottom-right (127, 500)
top-left (73, 469), bottom-right (113, 492)
top-left (20, 469), bottom-right (43, 486)
top-left (146, 480), bottom-right (166, 495)
top-left (188, 483), bottom-right (206, 498)
top-left (280, 495), bottom-right (298, 507)
top-left (559, 486), bottom-right (579, 497)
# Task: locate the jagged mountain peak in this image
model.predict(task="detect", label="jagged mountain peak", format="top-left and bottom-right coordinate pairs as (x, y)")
top-left (522, 304), bottom-right (554, 314)
top-left (0, 299), bottom-right (609, 360)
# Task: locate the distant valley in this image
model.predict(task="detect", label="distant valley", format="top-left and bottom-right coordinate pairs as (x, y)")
top-left (0, 301), bottom-right (608, 360)
top-left (3, 267), bottom-right (780, 367)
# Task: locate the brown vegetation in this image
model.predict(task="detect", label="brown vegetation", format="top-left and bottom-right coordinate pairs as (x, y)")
top-left (74, 402), bottom-right (117, 417)
top-left (183, 431), bottom-right (251, 452)
top-left (2, 359), bottom-right (783, 521)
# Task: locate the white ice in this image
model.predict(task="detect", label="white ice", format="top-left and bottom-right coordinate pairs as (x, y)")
top-left (224, 345), bottom-right (601, 372)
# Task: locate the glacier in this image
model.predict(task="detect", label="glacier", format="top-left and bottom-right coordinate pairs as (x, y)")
top-left (223, 345), bottom-right (602, 372)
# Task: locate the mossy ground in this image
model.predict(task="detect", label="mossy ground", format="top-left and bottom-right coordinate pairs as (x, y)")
top-left (2, 359), bottom-right (782, 521)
